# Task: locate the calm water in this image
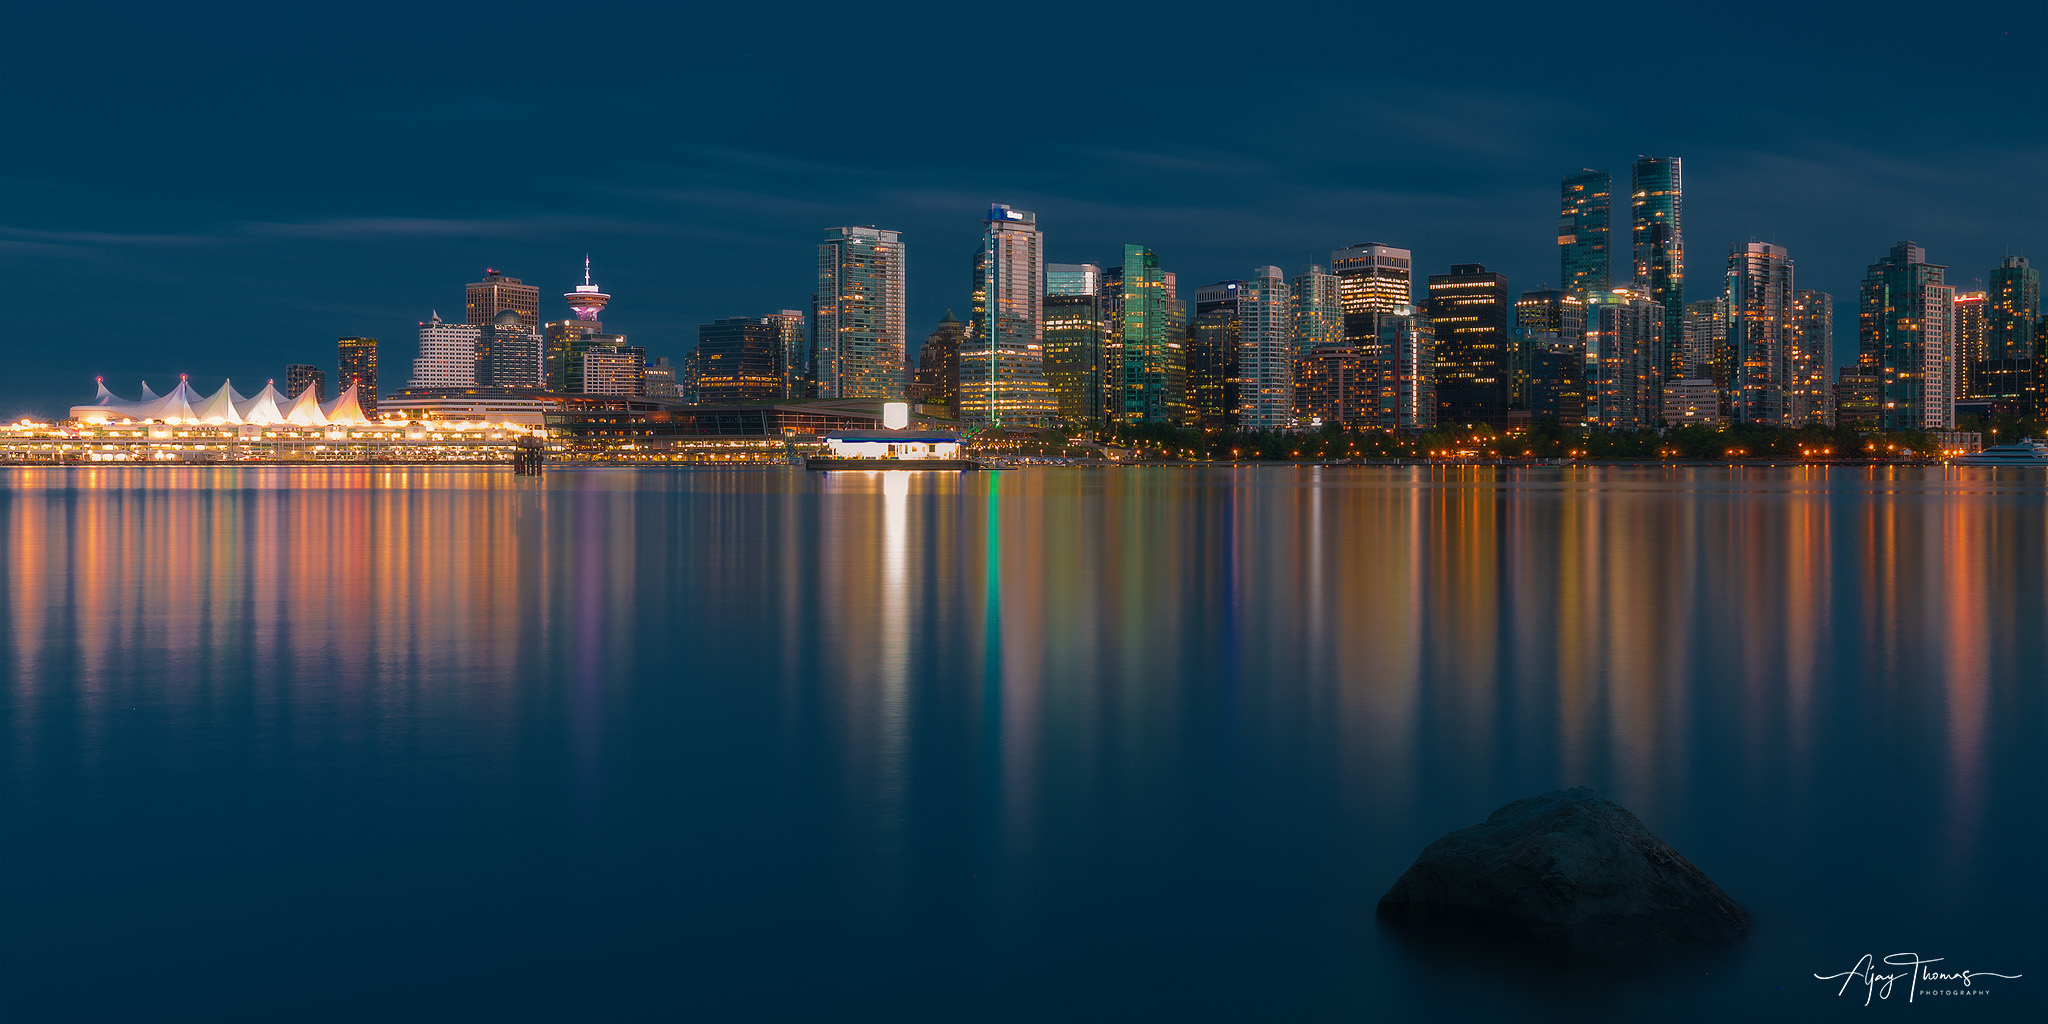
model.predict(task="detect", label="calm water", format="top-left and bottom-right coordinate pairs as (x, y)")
top-left (4, 466), bottom-right (2045, 1021)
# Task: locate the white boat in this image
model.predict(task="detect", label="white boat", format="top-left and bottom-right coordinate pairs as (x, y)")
top-left (1952, 439), bottom-right (2048, 466)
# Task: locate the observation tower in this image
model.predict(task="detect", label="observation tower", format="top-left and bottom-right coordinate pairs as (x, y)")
top-left (565, 254), bottom-right (610, 321)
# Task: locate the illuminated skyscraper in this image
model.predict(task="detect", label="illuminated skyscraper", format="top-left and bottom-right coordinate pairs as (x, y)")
top-left (1106, 245), bottom-right (1175, 424)
top-left (1585, 286), bottom-right (1662, 429)
top-left (1559, 169), bottom-right (1612, 302)
top-left (466, 269), bottom-right (540, 328)
top-left (1516, 288), bottom-right (1585, 342)
top-left (766, 310), bottom-right (808, 399)
top-left (1332, 242), bottom-right (1413, 424)
top-left (284, 364), bottom-right (325, 403)
top-left (1859, 241), bottom-right (1955, 430)
top-left (695, 317), bottom-right (782, 401)
top-left (1238, 267), bottom-right (1293, 430)
top-left (1427, 263), bottom-right (1511, 426)
top-left (1189, 280), bottom-right (1241, 427)
top-left (411, 311), bottom-right (480, 387)
top-left (1043, 268), bottom-right (1105, 426)
top-left (1630, 156), bottom-right (1684, 374)
top-left (1953, 291), bottom-right (1988, 397)
top-left (1725, 242), bottom-right (1792, 425)
top-left (1681, 296), bottom-right (1729, 390)
top-left (961, 205), bottom-right (1052, 425)
top-left (1374, 313), bottom-right (1435, 430)
top-left (912, 310), bottom-right (965, 410)
top-left (338, 336), bottom-right (380, 418)
top-left (1787, 289), bottom-right (1835, 425)
top-left (1988, 256), bottom-right (2040, 360)
top-left (1289, 265), bottom-right (1342, 421)
top-left (817, 226), bottom-right (907, 399)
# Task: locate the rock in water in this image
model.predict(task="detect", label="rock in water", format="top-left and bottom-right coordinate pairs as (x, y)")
top-left (1376, 787), bottom-right (1750, 959)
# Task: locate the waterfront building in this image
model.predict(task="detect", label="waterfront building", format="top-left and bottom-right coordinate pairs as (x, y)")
top-left (912, 310), bottom-right (966, 411)
top-left (1953, 291), bottom-right (1988, 398)
top-left (1238, 267), bottom-right (1293, 430)
top-left (1584, 286), bottom-right (1662, 429)
top-left (479, 307), bottom-right (544, 388)
top-left (581, 344), bottom-right (646, 397)
top-left (1516, 288), bottom-right (1585, 342)
top-left (1297, 344), bottom-right (1373, 427)
top-left (1164, 272), bottom-right (1189, 425)
top-left (1726, 242), bottom-right (1793, 425)
top-left (1560, 168), bottom-right (1612, 302)
top-left (1988, 256), bottom-right (2040, 361)
top-left (960, 205), bottom-right (1052, 425)
top-left (1427, 263), bottom-right (1512, 426)
top-left (643, 357), bottom-right (679, 401)
top-left (1681, 296), bottom-right (1729, 391)
top-left (411, 312), bottom-right (481, 388)
top-left (1973, 359), bottom-right (2044, 421)
top-left (564, 255), bottom-right (610, 324)
top-left (1788, 290), bottom-right (1835, 426)
top-left (696, 317), bottom-right (783, 401)
top-left (466, 269), bottom-right (541, 328)
top-left (1188, 281), bottom-right (1242, 428)
top-left (1290, 264), bottom-right (1343, 423)
top-left (339, 336), bottom-right (380, 419)
top-left (1106, 245), bottom-right (1176, 424)
top-left (766, 310), bottom-right (808, 399)
top-left (1374, 313), bottom-right (1436, 430)
top-left (1859, 241), bottom-right (1956, 430)
top-left (1631, 156), bottom-right (1685, 373)
top-left (1661, 378), bottom-right (1721, 426)
top-left (1834, 373), bottom-right (1882, 430)
top-left (817, 226), bottom-right (906, 399)
top-left (285, 363), bottom-right (326, 403)
top-left (1527, 334), bottom-right (1587, 424)
top-left (1332, 242), bottom-right (1413, 425)
top-left (1044, 265), bottom-right (1105, 425)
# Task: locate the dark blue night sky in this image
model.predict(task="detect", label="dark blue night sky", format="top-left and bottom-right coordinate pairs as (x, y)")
top-left (3, 1), bottom-right (2043, 416)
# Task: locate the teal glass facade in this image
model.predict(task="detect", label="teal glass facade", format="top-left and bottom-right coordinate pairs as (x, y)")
top-left (1630, 156), bottom-right (1685, 378)
top-left (1559, 168), bottom-right (1611, 302)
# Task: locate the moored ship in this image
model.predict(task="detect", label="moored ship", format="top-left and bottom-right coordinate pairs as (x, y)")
top-left (1951, 439), bottom-right (2048, 466)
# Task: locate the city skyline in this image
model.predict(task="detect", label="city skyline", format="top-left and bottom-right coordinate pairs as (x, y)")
top-left (5, 6), bottom-right (2045, 418)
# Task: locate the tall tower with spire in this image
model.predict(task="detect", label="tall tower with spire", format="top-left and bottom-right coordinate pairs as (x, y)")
top-left (565, 254), bottom-right (610, 321)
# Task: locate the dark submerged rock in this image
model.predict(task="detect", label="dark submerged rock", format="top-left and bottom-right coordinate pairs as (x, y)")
top-left (1376, 787), bottom-right (1750, 961)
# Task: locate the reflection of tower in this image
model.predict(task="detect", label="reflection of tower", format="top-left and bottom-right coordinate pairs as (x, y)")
top-left (565, 254), bottom-right (610, 321)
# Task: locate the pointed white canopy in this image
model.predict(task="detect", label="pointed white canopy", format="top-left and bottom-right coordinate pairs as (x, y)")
top-left (235, 382), bottom-right (289, 425)
top-left (190, 381), bottom-right (245, 424)
top-left (131, 378), bottom-right (201, 423)
top-left (282, 386), bottom-right (329, 426)
top-left (139, 382), bottom-right (161, 401)
top-left (321, 383), bottom-right (373, 426)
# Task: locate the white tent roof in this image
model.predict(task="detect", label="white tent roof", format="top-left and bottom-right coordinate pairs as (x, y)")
top-left (282, 386), bottom-right (329, 426)
top-left (190, 382), bottom-right (244, 424)
top-left (235, 382), bottom-right (289, 425)
top-left (321, 383), bottom-right (373, 425)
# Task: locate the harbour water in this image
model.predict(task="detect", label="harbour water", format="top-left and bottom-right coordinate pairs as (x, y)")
top-left (3, 466), bottom-right (2044, 1021)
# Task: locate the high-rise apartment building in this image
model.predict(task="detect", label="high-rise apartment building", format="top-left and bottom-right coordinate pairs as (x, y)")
top-left (1988, 256), bottom-right (2040, 361)
top-left (1043, 265), bottom-right (1105, 425)
top-left (1238, 267), bottom-right (1293, 430)
top-left (1681, 296), bottom-right (1729, 389)
top-left (1298, 345), bottom-right (1375, 427)
top-left (1787, 290), bottom-right (1835, 426)
top-left (695, 317), bottom-right (782, 401)
top-left (1584, 287), bottom-right (1662, 429)
top-left (817, 226), bottom-right (907, 399)
top-left (912, 310), bottom-right (966, 410)
top-left (1953, 291), bottom-right (1988, 398)
top-left (411, 312), bottom-right (480, 388)
top-left (1107, 245), bottom-right (1175, 424)
top-left (1290, 265), bottom-right (1343, 422)
top-left (581, 345), bottom-right (646, 397)
top-left (1559, 169), bottom-right (1612, 302)
top-left (1332, 242), bottom-right (1413, 425)
top-left (1726, 242), bottom-right (1793, 425)
top-left (960, 205), bottom-right (1051, 425)
top-left (766, 310), bottom-right (808, 399)
top-left (466, 269), bottom-right (541, 328)
top-left (1630, 156), bottom-right (1685, 374)
top-left (1374, 313), bottom-right (1436, 430)
top-left (284, 364), bottom-right (326, 403)
top-left (1859, 241), bottom-right (1955, 431)
top-left (1528, 335), bottom-right (1587, 425)
top-left (1516, 288), bottom-right (1585, 342)
top-left (644, 357), bottom-right (679, 401)
top-left (1428, 263), bottom-right (1512, 425)
top-left (338, 336), bottom-right (380, 418)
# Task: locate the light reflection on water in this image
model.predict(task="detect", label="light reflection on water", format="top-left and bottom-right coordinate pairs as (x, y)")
top-left (2, 465), bottom-right (2044, 1020)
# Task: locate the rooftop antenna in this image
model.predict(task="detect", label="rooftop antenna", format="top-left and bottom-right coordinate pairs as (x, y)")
top-left (584, 253), bottom-right (592, 286)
